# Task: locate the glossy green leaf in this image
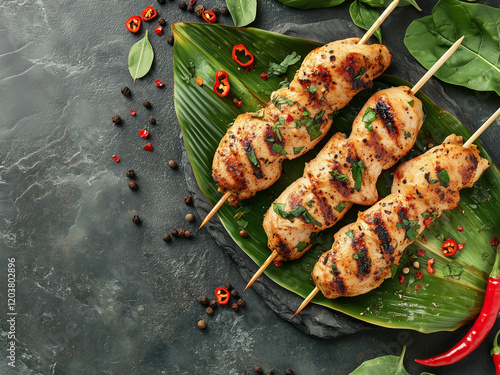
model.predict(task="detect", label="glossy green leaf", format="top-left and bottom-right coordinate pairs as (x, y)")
top-left (359, 0), bottom-right (422, 11)
top-left (350, 1), bottom-right (383, 43)
top-left (405, 0), bottom-right (500, 95)
top-left (173, 22), bottom-right (500, 333)
top-left (276, 0), bottom-right (345, 10)
top-left (349, 346), bottom-right (410, 375)
top-left (128, 30), bottom-right (154, 82)
top-left (226, 0), bottom-right (257, 27)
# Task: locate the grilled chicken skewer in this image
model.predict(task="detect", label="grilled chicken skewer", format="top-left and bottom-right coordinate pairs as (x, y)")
top-left (245, 37), bottom-right (464, 290)
top-left (293, 112), bottom-right (498, 317)
top-left (199, 0), bottom-right (401, 228)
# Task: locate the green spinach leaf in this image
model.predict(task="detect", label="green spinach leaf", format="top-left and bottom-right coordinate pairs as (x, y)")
top-left (226, 0), bottom-right (257, 27)
top-left (350, 1), bottom-right (383, 43)
top-left (405, 0), bottom-right (500, 95)
top-left (349, 346), bottom-right (415, 375)
top-left (360, 0), bottom-right (421, 11)
top-left (277, 0), bottom-right (345, 10)
top-left (128, 31), bottom-right (154, 82)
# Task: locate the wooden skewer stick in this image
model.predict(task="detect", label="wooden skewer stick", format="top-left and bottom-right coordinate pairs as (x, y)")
top-left (245, 250), bottom-right (278, 291)
top-left (411, 36), bottom-right (464, 95)
top-left (199, 191), bottom-right (231, 228)
top-left (291, 107), bottom-right (500, 319)
top-left (291, 287), bottom-right (319, 320)
top-left (463, 107), bottom-right (500, 149)
top-left (358, 0), bottom-right (399, 45)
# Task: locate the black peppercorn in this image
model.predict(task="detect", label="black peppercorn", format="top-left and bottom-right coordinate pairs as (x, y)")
top-left (184, 230), bottom-right (193, 238)
top-left (224, 282), bottom-right (233, 291)
top-left (179, 1), bottom-right (187, 9)
top-left (112, 115), bottom-right (122, 125)
top-left (158, 18), bottom-right (167, 26)
top-left (209, 300), bottom-right (217, 309)
top-left (162, 233), bottom-right (171, 243)
top-left (231, 303), bottom-right (239, 312)
top-left (186, 5), bottom-right (194, 12)
top-left (194, 5), bottom-right (204, 17)
top-left (211, 7), bottom-right (220, 14)
top-left (171, 228), bottom-right (179, 237)
top-left (126, 169), bottom-right (136, 178)
top-left (168, 160), bottom-right (177, 169)
top-left (185, 213), bottom-right (195, 222)
top-left (197, 320), bottom-right (206, 329)
top-left (167, 34), bottom-right (175, 45)
top-left (253, 366), bottom-right (263, 375)
top-left (149, 116), bottom-right (156, 125)
top-left (205, 306), bottom-right (214, 315)
top-left (121, 86), bottom-right (131, 96)
top-left (237, 298), bottom-right (245, 307)
top-left (198, 295), bottom-right (209, 306)
top-left (221, 5), bottom-right (229, 16)
top-left (239, 229), bottom-right (248, 238)
top-left (184, 195), bottom-right (193, 205)
top-left (157, 0), bottom-right (166, 3)
top-left (143, 100), bottom-right (152, 109)
top-left (132, 215), bottom-right (142, 225)
top-left (178, 228), bottom-right (186, 237)
top-left (285, 369), bottom-right (294, 375)
top-left (230, 289), bottom-right (240, 299)
top-left (128, 181), bottom-right (138, 191)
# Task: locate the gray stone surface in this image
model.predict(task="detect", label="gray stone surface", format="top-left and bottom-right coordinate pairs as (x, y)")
top-left (0, 0), bottom-right (499, 374)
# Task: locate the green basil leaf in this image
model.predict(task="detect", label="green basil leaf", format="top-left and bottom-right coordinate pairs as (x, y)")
top-left (349, 345), bottom-right (411, 375)
top-left (246, 148), bottom-right (260, 167)
top-left (438, 168), bottom-right (450, 187)
top-left (408, 100), bottom-right (414, 107)
top-left (268, 51), bottom-right (301, 76)
top-left (128, 30), bottom-right (154, 82)
top-left (404, 0), bottom-right (500, 94)
top-left (334, 202), bottom-right (346, 212)
top-left (226, 0), bottom-right (257, 27)
top-left (272, 143), bottom-right (287, 155)
top-left (277, 0), bottom-right (345, 10)
top-left (352, 160), bottom-right (366, 191)
top-left (293, 146), bottom-right (304, 155)
top-left (346, 230), bottom-right (354, 240)
top-left (349, 1), bottom-right (383, 43)
top-left (296, 241), bottom-right (307, 252)
top-left (302, 211), bottom-right (322, 227)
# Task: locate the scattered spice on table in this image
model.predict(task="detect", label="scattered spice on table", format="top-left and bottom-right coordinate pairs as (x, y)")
top-left (112, 115), bottom-right (122, 125)
top-left (128, 181), bottom-right (138, 190)
top-left (253, 366), bottom-right (263, 375)
top-left (167, 34), bottom-right (175, 45)
top-left (112, 155), bottom-right (120, 162)
top-left (198, 295), bottom-right (209, 306)
top-left (211, 7), bottom-right (220, 14)
top-left (171, 228), bottom-right (179, 237)
top-left (126, 169), bottom-right (136, 178)
top-left (184, 230), bottom-right (193, 238)
top-left (205, 306), bottom-right (214, 315)
top-left (143, 100), bottom-right (152, 109)
top-left (194, 5), bottom-right (205, 17)
top-left (196, 76), bottom-right (203, 86)
top-left (162, 233), bottom-right (171, 243)
top-left (239, 229), bottom-right (248, 238)
top-left (155, 26), bottom-right (163, 36)
top-left (169, 160), bottom-right (177, 169)
top-left (158, 18), bottom-right (166, 26)
top-left (130, 109), bottom-right (136, 116)
top-left (132, 215), bottom-right (142, 225)
top-left (178, 228), bottom-right (185, 237)
top-left (187, 5), bottom-right (194, 13)
top-left (184, 195), bottom-right (192, 205)
top-left (231, 303), bottom-right (239, 312)
top-left (427, 258), bottom-right (435, 274)
top-left (237, 298), bottom-right (245, 307)
top-left (141, 6), bottom-right (158, 21)
top-left (155, 79), bottom-right (164, 87)
top-left (209, 300), bottom-right (217, 309)
top-left (225, 282), bottom-right (233, 291)
top-left (197, 320), bottom-right (206, 330)
top-left (149, 116), bottom-right (156, 125)
top-left (221, 5), bottom-right (229, 16)
top-left (121, 86), bottom-right (131, 96)
top-left (179, 1), bottom-right (187, 10)
top-left (143, 143), bottom-right (153, 151)
top-left (139, 130), bottom-right (149, 139)
top-left (231, 289), bottom-right (240, 299)
top-left (185, 213), bottom-right (195, 222)
top-left (157, 0), bottom-right (166, 4)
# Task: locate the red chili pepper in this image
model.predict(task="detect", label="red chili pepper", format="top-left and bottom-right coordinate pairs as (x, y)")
top-left (286, 114), bottom-right (294, 122)
top-left (399, 275), bottom-right (405, 283)
top-left (126, 15), bottom-right (141, 33)
top-left (139, 130), bottom-right (149, 139)
top-left (492, 237), bottom-right (499, 246)
top-left (423, 218), bottom-right (432, 226)
top-left (232, 44), bottom-right (255, 67)
top-left (406, 195), bottom-right (413, 200)
top-left (459, 242), bottom-right (465, 251)
top-left (416, 272), bottom-right (423, 279)
top-left (112, 155), bottom-right (120, 162)
top-left (214, 287), bottom-right (230, 305)
top-left (491, 329), bottom-right (500, 375)
top-left (273, 260), bottom-right (282, 267)
top-left (130, 109), bottom-right (136, 116)
top-left (417, 249), bottom-right (425, 256)
top-left (416, 246), bottom-right (500, 367)
top-left (457, 225), bottom-right (464, 232)
top-left (422, 235), bottom-right (427, 243)
top-left (202, 10), bottom-right (216, 23)
top-left (144, 143), bottom-right (153, 152)
top-left (155, 26), bottom-right (163, 36)
top-left (213, 70), bottom-right (230, 97)
top-left (141, 6), bottom-right (158, 21)
top-left (442, 238), bottom-right (458, 257)
top-left (233, 99), bottom-right (242, 107)
top-left (426, 258), bottom-right (435, 274)
top-left (260, 73), bottom-right (268, 80)
top-left (155, 79), bottom-right (164, 87)
top-left (190, 0), bottom-right (196, 5)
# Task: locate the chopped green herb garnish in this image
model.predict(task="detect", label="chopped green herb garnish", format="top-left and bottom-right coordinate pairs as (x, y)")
top-left (443, 263), bottom-right (463, 280)
top-left (438, 169), bottom-right (450, 187)
top-left (352, 252), bottom-right (365, 260)
top-left (278, 80), bottom-right (290, 89)
top-left (331, 262), bottom-right (340, 273)
top-left (354, 67), bottom-right (366, 80)
top-left (251, 110), bottom-right (265, 119)
top-left (268, 52), bottom-right (301, 77)
top-left (334, 202), bottom-right (346, 213)
top-left (294, 119), bottom-right (301, 129)
top-left (352, 160), bottom-right (366, 191)
top-left (319, 97), bottom-right (325, 102)
top-left (302, 110), bottom-right (310, 117)
top-left (293, 146), bottom-right (304, 155)
top-left (408, 100), bottom-right (414, 107)
top-left (272, 143), bottom-right (287, 155)
top-left (346, 230), bottom-right (354, 240)
top-left (428, 179), bottom-right (439, 185)
top-left (246, 149), bottom-right (260, 167)
top-left (362, 107), bottom-right (377, 127)
top-left (330, 169), bottom-right (348, 183)
top-left (404, 131), bottom-right (412, 139)
top-left (396, 219), bottom-right (421, 241)
top-left (296, 241), bottom-right (307, 252)
top-left (421, 212), bottom-right (439, 219)
top-left (236, 219), bottom-right (248, 229)
top-left (391, 264), bottom-right (398, 278)
top-left (273, 203), bottom-right (322, 227)
top-left (303, 85), bottom-right (317, 93)
top-left (365, 123), bottom-right (373, 132)
top-left (306, 199), bottom-right (315, 208)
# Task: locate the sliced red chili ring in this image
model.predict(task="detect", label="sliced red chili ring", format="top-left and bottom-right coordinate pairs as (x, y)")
top-left (141, 6), bottom-right (158, 21)
top-left (126, 15), bottom-right (141, 33)
top-left (232, 44), bottom-right (254, 67)
top-left (202, 10), bottom-right (216, 23)
top-left (442, 238), bottom-right (458, 256)
top-left (427, 258), bottom-right (435, 274)
top-left (492, 237), bottom-right (499, 246)
top-left (214, 287), bottom-right (230, 305)
top-left (139, 130), bottom-right (149, 139)
top-left (213, 70), bottom-right (230, 97)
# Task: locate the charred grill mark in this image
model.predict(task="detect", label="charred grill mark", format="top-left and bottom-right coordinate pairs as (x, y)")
top-left (397, 205), bottom-right (409, 224)
top-left (323, 253), bottom-right (330, 265)
top-left (277, 239), bottom-right (292, 258)
top-left (288, 193), bottom-right (303, 210)
top-left (264, 124), bottom-right (283, 156)
top-left (460, 154), bottom-right (479, 182)
top-left (367, 212), bottom-right (394, 254)
top-left (375, 99), bottom-right (396, 135)
top-left (343, 53), bottom-right (372, 90)
top-left (329, 267), bottom-right (346, 295)
top-left (364, 131), bottom-right (390, 164)
top-left (352, 232), bottom-right (371, 278)
top-left (242, 139), bottom-right (264, 179)
top-left (308, 173), bottom-right (335, 226)
top-left (311, 65), bottom-right (332, 90)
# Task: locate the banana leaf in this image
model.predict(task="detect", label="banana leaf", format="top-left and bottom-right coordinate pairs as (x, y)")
top-left (172, 22), bottom-right (500, 333)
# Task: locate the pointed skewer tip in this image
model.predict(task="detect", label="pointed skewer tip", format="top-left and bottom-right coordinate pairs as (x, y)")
top-left (199, 191), bottom-right (232, 228)
top-left (245, 251), bottom-right (279, 291)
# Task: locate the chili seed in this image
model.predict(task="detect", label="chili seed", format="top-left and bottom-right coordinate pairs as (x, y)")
top-left (253, 366), bottom-right (263, 375)
top-left (169, 160), bottom-right (177, 169)
top-left (143, 100), bottom-right (152, 109)
top-left (178, 228), bottom-right (186, 237)
top-left (231, 303), bottom-right (239, 312)
top-left (184, 195), bottom-right (193, 205)
top-left (224, 282), bottom-right (233, 291)
top-left (149, 116), bottom-right (156, 125)
top-left (230, 289), bottom-right (240, 299)
top-left (158, 18), bottom-right (167, 26)
top-left (167, 34), bottom-right (175, 45)
top-left (187, 5), bottom-right (194, 12)
top-left (209, 300), bottom-right (217, 309)
top-left (128, 181), bottom-right (139, 191)
top-left (197, 320), bottom-right (206, 330)
top-left (211, 7), bottom-right (220, 14)
top-left (185, 213), bottom-right (195, 222)
top-left (239, 229), bottom-right (248, 238)
top-left (194, 5), bottom-right (205, 17)
top-left (205, 306), bottom-right (214, 315)
top-left (112, 115), bottom-right (123, 125)
top-left (285, 369), bottom-right (294, 375)
top-left (126, 169), bottom-right (136, 178)
top-left (221, 5), bottom-right (229, 15)
top-left (198, 295), bottom-right (209, 306)
top-left (171, 228), bottom-right (179, 237)
top-left (184, 230), bottom-right (193, 238)
top-left (237, 298), bottom-right (245, 307)
top-left (162, 233), bottom-right (171, 243)
top-left (179, 1), bottom-right (187, 9)
top-left (121, 86), bottom-right (131, 96)
top-left (132, 215), bottom-right (142, 225)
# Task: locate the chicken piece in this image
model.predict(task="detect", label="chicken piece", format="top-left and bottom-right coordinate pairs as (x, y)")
top-left (263, 87), bottom-right (424, 261)
top-left (212, 38), bottom-right (392, 206)
top-left (392, 135), bottom-right (490, 211)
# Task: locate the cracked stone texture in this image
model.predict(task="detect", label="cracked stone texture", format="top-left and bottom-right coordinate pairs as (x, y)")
top-left (0, 0), bottom-right (499, 374)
